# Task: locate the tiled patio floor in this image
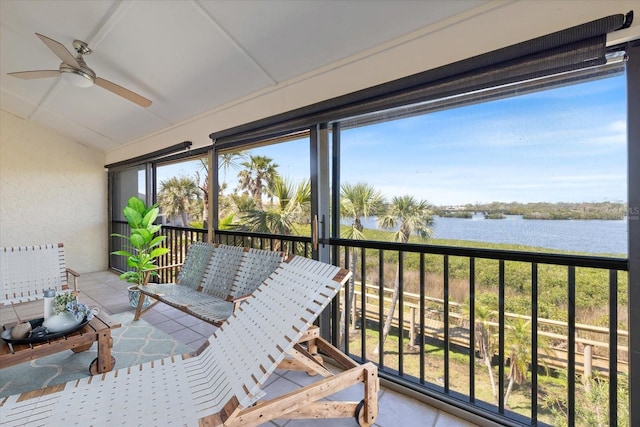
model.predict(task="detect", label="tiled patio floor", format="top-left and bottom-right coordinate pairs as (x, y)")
top-left (82, 270), bottom-right (479, 427)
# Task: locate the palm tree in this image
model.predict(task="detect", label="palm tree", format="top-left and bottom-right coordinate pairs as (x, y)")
top-left (376, 195), bottom-right (433, 349)
top-left (341, 182), bottom-right (385, 239)
top-left (340, 183), bottom-right (385, 339)
top-left (218, 213), bottom-right (241, 230)
top-left (229, 193), bottom-right (257, 214)
top-left (503, 318), bottom-right (551, 407)
top-left (473, 302), bottom-right (498, 402)
top-left (504, 318), bottom-right (530, 406)
top-left (157, 176), bottom-right (201, 227)
top-left (218, 151), bottom-right (247, 191)
top-left (242, 176), bottom-right (310, 236)
top-left (195, 159), bottom-right (209, 227)
top-left (236, 155), bottom-right (279, 209)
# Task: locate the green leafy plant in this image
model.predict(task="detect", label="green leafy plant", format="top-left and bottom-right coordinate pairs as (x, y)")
top-left (54, 292), bottom-right (78, 314)
top-left (111, 196), bottom-right (169, 286)
top-left (53, 292), bottom-right (95, 320)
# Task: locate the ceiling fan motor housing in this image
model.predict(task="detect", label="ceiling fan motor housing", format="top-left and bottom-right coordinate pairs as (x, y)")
top-left (60, 60), bottom-right (96, 87)
top-left (72, 39), bottom-right (91, 56)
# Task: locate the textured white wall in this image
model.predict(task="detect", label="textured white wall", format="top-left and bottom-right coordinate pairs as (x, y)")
top-left (0, 109), bottom-right (107, 273)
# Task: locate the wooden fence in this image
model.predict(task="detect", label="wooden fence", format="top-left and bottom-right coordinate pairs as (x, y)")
top-left (342, 281), bottom-right (628, 377)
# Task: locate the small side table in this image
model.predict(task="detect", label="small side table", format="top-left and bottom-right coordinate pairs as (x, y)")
top-left (0, 300), bottom-right (121, 375)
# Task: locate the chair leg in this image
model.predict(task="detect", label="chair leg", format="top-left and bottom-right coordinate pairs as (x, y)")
top-left (133, 293), bottom-right (158, 320)
top-left (359, 363), bottom-right (379, 427)
top-left (227, 362), bottom-right (379, 426)
top-left (280, 343), bottom-right (333, 377)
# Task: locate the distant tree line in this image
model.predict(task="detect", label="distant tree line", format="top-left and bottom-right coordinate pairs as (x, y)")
top-left (436, 201), bottom-right (626, 220)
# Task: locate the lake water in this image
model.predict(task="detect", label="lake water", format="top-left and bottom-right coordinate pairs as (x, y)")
top-left (353, 215), bottom-right (628, 256)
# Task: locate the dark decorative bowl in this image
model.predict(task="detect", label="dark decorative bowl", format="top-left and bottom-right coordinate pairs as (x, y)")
top-left (1, 316), bottom-right (89, 345)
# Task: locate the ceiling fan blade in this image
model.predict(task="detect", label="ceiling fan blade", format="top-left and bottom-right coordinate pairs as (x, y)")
top-left (95, 77), bottom-right (152, 108)
top-left (7, 70), bottom-right (61, 79)
top-left (35, 33), bottom-right (80, 68)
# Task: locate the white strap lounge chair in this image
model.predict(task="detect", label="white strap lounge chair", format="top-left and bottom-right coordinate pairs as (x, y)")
top-left (0, 256), bottom-right (378, 427)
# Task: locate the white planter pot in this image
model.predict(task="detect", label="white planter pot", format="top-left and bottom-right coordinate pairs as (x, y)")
top-left (42, 311), bottom-right (82, 333)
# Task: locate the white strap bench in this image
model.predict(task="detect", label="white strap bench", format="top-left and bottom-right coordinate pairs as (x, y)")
top-left (133, 243), bottom-right (285, 326)
top-left (0, 256), bottom-right (379, 427)
top-left (1, 243), bottom-right (79, 306)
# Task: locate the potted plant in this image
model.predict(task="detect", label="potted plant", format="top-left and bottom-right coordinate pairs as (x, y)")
top-left (111, 196), bottom-right (169, 308)
top-left (41, 292), bottom-right (97, 333)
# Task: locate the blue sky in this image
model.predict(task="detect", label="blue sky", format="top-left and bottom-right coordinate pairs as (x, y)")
top-left (158, 72), bottom-right (627, 206)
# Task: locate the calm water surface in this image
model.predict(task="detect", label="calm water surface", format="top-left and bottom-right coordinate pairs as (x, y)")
top-left (356, 215), bottom-right (628, 256)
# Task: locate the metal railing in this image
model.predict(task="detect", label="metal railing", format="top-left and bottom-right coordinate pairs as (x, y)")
top-left (110, 221), bottom-right (208, 283)
top-left (214, 230), bottom-right (313, 257)
top-left (328, 238), bottom-right (628, 427)
top-left (110, 225), bottom-right (629, 426)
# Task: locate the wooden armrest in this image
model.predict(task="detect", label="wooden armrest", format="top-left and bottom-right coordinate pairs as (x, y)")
top-left (65, 268), bottom-right (80, 292)
top-left (145, 263), bottom-right (183, 273)
top-left (230, 293), bottom-right (252, 311)
top-left (66, 268), bottom-right (80, 277)
top-left (142, 263), bottom-right (183, 285)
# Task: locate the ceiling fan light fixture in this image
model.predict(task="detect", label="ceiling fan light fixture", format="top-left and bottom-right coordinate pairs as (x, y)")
top-left (60, 67), bottom-right (94, 88)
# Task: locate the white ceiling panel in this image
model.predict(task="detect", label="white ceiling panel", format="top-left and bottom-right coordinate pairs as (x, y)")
top-left (85, 0), bottom-right (276, 124)
top-left (205, 0), bottom-right (487, 82)
top-left (31, 107), bottom-right (123, 152)
top-left (0, 27), bottom-right (60, 107)
top-left (0, 0), bottom-right (490, 152)
top-left (38, 81), bottom-right (170, 143)
top-left (0, 0), bottom-right (116, 42)
top-left (0, 89), bottom-right (39, 119)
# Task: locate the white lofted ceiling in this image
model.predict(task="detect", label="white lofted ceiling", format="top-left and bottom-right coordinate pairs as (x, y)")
top-left (0, 0), bottom-right (488, 152)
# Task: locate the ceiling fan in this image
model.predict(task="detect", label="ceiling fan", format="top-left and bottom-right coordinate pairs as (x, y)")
top-left (7, 33), bottom-right (152, 108)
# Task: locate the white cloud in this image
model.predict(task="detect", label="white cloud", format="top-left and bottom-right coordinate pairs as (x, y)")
top-left (609, 119), bottom-right (626, 134)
